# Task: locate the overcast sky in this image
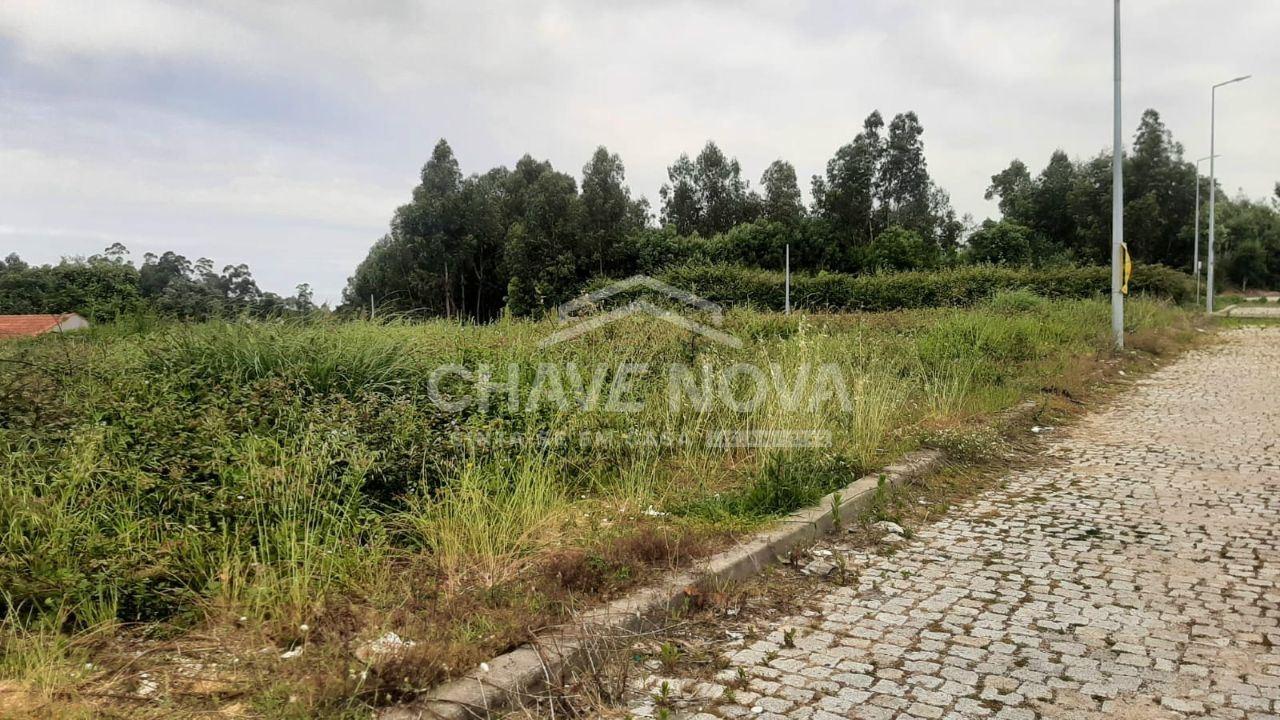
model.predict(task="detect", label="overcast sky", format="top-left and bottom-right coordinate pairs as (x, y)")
top-left (2, 1), bottom-right (1276, 304)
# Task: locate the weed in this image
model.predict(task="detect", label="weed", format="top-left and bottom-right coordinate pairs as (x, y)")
top-left (658, 642), bottom-right (681, 672)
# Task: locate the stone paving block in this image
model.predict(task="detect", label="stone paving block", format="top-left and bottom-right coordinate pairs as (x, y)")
top-left (626, 328), bottom-right (1280, 720)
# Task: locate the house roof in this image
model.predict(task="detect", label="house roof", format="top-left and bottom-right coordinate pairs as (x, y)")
top-left (0, 313), bottom-right (85, 338)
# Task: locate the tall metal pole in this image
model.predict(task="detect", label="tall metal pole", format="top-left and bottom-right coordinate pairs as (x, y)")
top-left (1208, 90), bottom-right (1217, 314)
top-left (1194, 160), bottom-right (1201, 305)
top-left (1193, 155), bottom-right (1219, 307)
top-left (1110, 0), bottom-right (1124, 348)
top-left (1208, 75), bottom-right (1252, 314)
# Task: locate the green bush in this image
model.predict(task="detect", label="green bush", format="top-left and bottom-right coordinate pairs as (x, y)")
top-left (864, 226), bottom-right (939, 271)
top-left (654, 263), bottom-right (1194, 312)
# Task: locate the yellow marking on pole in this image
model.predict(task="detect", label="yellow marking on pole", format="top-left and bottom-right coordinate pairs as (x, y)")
top-left (1121, 243), bottom-right (1133, 296)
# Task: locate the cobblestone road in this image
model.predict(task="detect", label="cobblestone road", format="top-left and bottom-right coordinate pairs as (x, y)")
top-left (631, 327), bottom-right (1280, 720)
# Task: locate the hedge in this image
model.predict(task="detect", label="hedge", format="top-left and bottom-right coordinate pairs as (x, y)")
top-left (644, 263), bottom-right (1194, 312)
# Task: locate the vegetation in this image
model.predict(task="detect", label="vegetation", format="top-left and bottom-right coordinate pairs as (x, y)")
top-left (0, 292), bottom-right (1201, 717)
top-left (0, 245), bottom-right (315, 322)
top-left (643, 263), bottom-right (1194, 312)
top-left (343, 110), bottom-right (964, 319)
top-left (985, 110), bottom-right (1280, 287)
top-left (0, 99), bottom-right (1252, 720)
top-left (344, 108), bottom-right (1276, 322)
top-left (5, 109), bottom-right (1273, 327)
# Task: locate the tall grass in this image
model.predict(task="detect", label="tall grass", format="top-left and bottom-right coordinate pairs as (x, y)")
top-left (0, 294), bottom-right (1199, 714)
top-left (398, 453), bottom-right (566, 589)
top-left (215, 429), bottom-right (381, 623)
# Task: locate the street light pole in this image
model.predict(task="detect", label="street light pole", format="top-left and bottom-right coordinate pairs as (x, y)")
top-left (1110, 0), bottom-right (1124, 348)
top-left (1193, 154), bottom-right (1220, 306)
top-left (1207, 75), bottom-right (1251, 314)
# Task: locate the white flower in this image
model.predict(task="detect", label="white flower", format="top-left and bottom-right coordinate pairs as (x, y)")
top-left (480, 662), bottom-right (491, 673)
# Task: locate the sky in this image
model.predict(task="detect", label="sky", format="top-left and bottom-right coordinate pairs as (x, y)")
top-left (2, 1), bottom-right (1276, 305)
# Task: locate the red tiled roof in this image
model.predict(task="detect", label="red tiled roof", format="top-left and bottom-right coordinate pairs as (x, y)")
top-left (0, 314), bottom-right (82, 338)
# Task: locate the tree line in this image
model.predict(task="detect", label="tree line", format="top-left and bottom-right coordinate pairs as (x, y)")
top-left (343, 110), bottom-right (964, 319)
top-left (346, 107), bottom-right (1279, 319)
top-left (978, 109), bottom-right (1280, 289)
top-left (0, 244), bottom-right (315, 321)
top-left (2, 108), bottom-right (1274, 324)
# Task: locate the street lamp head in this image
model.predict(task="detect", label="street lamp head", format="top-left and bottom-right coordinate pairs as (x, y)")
top-left (1214, 74), bottom-right (1253, 89)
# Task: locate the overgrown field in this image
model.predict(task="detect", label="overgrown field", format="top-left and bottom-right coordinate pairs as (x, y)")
top-left (0, 293), bottom-right (1200, 718)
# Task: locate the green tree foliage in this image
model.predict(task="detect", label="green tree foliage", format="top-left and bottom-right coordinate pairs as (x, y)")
top-left (811, 111), bottom-right (958, 269)
top-left (864, 225), bottom-right (938, 271)
top-left (341, 108), bottom-right (1276, 321)
top-left (0, 246), bottom-right (311, 321)
top-left (879, 112), bottom-right (933, 234)
top-left (580, 147), bottom-right (648, 275)
top-left (966, 221), bottom-right (1036, 266)
top-left (344, 113), bottom-right (977, 320)
top-left (659, 141), bottom-right (761, 237)
top-left (811, 111), bottom-right (884, 265)
top-left (985, 160), bottom-right (1032, 219)
top-left (1216, 196), bottom-right (1280, 290)
top-left (346, 140), bottom-right (508, 318)
top-left (347, 141), bottom-right (651, 318)
top-left (1063, 153), bottom-right (1114, 264)
top-left (1032, 151), bottom-right (1079, 253)
top-left (1124, 110), bottom-right (1196, 267)
top-left (658, 154), bottom-right (700, 238)
top-left (0, 254), bottom-right (141, 319)
top-left (981, 108), bottom-right (1279, 284)
top-left (502, 157), bottom-right (583, 314)
top-left (759, 160), bottom-right (805, 226)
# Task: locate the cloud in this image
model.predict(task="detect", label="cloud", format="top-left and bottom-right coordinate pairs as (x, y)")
top-left (1, 0), bottom-right (1276, 304)
top-left (0, 0), bottom-right (248, 60)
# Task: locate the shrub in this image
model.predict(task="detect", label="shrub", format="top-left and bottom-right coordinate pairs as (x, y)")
top-left (864, 226), bottom-right (939, 271)
top-left (653, 263), bottom-right (1193, 312)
